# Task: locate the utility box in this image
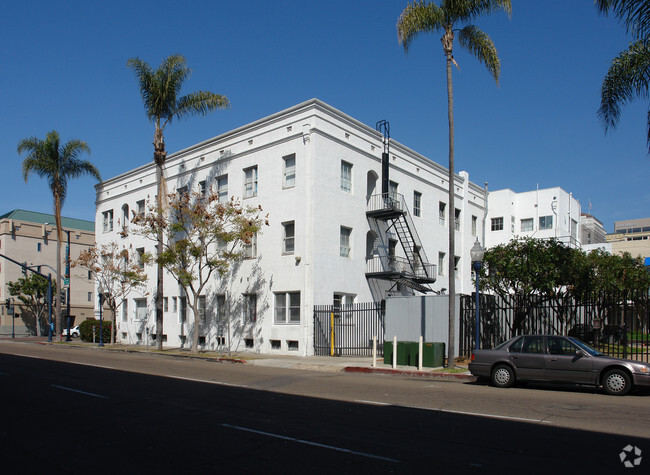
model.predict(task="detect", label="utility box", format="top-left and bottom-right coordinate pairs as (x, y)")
top-left (422, 342), bottom-right (445, 368)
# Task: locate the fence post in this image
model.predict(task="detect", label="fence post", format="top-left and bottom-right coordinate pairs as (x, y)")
top-left (372, 335), bottom-right (377, 367)
top-left (392, 335), bottom-right (397, 369)
top-left (330, 312), bottom-right (335, 357)
top-left (418, 335), bottom-right (423, 371)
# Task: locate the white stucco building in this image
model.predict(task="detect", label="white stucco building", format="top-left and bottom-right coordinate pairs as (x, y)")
top-left (485, 187), bottom-right (581, 250)
top-left (95, 99), bottom-right (487, 355)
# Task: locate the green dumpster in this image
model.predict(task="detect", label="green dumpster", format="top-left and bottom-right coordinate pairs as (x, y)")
top-left (407, 341), bottom-right (420, 367)
top-left (383, 340), bottom-right (393, 365)
top-left (383, 341), bottom-right (414, 365)
top-left (422, 342), bottom-right (445, 368)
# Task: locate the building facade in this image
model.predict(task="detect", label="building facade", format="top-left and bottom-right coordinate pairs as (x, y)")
top-left (95, 99), bottom-right (487, 355)
top-left (606, 217), bottom-right (650, 260)
top-left (580, 213), bottom-right (606, 245)
top-left (0, 209), bottom-right (95, 336)
top-left (485, 187), bottom-right (581, 250)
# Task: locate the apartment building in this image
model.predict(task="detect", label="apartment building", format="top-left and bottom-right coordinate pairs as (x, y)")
top-left (606, 217), bottom-right (650, 260)
top-left (485, 187), bottom-right (581, 249)
top-left (95, 99), bottom-right (487, 355)
top-left (0, 209), bottom-right (95, 336)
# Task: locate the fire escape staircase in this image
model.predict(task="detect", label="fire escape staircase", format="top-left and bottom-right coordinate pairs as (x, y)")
top-left (366, 192), bottom-right (436, 293)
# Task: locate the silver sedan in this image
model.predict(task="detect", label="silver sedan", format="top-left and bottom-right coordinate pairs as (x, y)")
top-left (468, 335), bottom-right (650, 396)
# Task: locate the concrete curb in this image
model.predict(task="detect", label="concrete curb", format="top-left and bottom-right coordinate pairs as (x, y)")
top-left (343, 366), bottom-right (476, 382)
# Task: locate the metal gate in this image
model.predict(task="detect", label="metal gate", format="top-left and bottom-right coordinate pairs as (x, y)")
top-left (313, 302), bottom-right (385, 356)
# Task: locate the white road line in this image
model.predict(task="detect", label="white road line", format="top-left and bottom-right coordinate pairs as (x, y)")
top-left (165, 375), bottom-right (248, 388)
top-left (70, 362), bottom-right (116, 370)
top-left (221, 423), bottom-right (400, 463)
top-left (355, 400), bottom-right (550, 424)
top-left (52, 384), bottom-right (108, 399)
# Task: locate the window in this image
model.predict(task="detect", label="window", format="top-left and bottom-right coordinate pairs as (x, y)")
top-left (163, 297), bottom-right (168, 312)
top-left (88, 270), bottom-right (92, 280)
top-left (216, 175), bottom-right (228, 203)
top-left (275, 292), bottom-right (300, 324)
top-left (199, 181), bottom-right (207, 200)
top-left (439, 202), bottom-right (446, 225)
top-left (521, 218), bottom-right (534, 232)
top-left (172, 296), bottom-right (177, 312)
top-left (271, 340), bottom-right (281, 350)
top-left (287, 340), bottom-right (299, 351)
top-left (333, 293), bottom-right (355, 308)
top-left (198, 295), bottom-right (206, 323)
top-left (216, 294), bottom-right (226, 322)
top-left (283, 154), bottom-right (296, 188)
top-left (389, 181), bottom-right (398, 201)
top-left (413, 191), bottom-right (422, 217)
top-left (472, 216), bottom-right (477, 236)
top-left (37, 242), bottom-right (41, 252)
top-left (136, 200), bottom-right (145, 218)
top-left (438, 252), bottom-right (445, 276)
top-left (179, 296), bottom-right (187, 323)
top-left (136, 247), bottom-right (145, 269)
top-left (454, 209), bottom-right (461, 231)
top-left (243, 293), bottom-right (257, 322)
top-left (491, 217), bottom-right (504, 231)
top-left (102, 210), bottom-right (114, 233)
top-left (539, 215), bottom-right (553, 230)
top-left (283, 221), bottom-right (295, 254)
top-left (571, 219), bottom-right (577, 239)
top-left (87, 292), bottom-right (92, 302)
top-left (340, 226), bottom-right (352, 258)
top-left (511, 216), bottom-right (515, 233)
top-left (454, 256), bottom-right (460, 272)
top-left (122, 300), bottom-right (128, 322)
top-left (244, 233), bottom-right (257, 258)
top-left (135, 298), bottom-right (147, 320)
top-left (547, 336), bottom-right (579, 356)
top-left (340, 161), bottom-right (352, 192)
top-left (177, 186), bottom-right (188, 198)
top-left (245, 338), bottom-right (254, 348)
top-left (244, 166), bottom-right (258, 198)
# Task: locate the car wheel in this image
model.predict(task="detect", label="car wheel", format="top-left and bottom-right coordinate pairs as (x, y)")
top-left (602, 369), bottom-right (631, 396)
top-left (72, 332), bottom-right (79, 338)
top-left (491, 364), bottom-right (515, 388)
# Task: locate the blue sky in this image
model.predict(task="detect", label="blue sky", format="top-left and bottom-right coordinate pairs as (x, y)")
top-left (1, 1), bottom-right (647, 232)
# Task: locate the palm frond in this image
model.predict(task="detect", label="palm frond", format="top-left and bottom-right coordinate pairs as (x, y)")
top-left (599, 39), bottom-right (650, 133)
top-left (443, 0), bottom-right (511, 24)
top-left (457, 24), bottom-right (501, 83)
top-left (596, 0), bottom-right (650, 40)
top-left (174, 92), bottom-right (230, 122)
top-left (397, 1), bottom-right (446, 52)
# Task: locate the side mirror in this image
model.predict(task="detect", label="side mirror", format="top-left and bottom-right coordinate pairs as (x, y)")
top-left (575, 350), bottom-right (587, 358)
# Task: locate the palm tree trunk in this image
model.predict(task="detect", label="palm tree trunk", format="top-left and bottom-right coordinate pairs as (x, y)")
top-left (446, 51), bottom-right (456, 369)
top-left (155, 161), bottom-right (164, 351)
top-left (55, 198), bottom-right (63, 342)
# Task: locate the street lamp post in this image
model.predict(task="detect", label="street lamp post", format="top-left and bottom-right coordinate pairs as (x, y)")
top-left (470, 238), bottom-right (485, 351)
top-left (98, 284), bottom-right (105, 347)
top-left (64, 230), bottom-right (72, 341)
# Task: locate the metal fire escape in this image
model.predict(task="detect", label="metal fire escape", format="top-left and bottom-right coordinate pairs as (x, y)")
top-left (366, 121), bottom-right (436, 293)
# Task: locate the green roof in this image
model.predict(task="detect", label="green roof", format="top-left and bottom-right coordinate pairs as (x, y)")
top-left (0, 209), bottom-right (95, 232)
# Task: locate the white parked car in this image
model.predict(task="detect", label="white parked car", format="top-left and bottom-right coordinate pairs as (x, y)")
top-left (61, 325), bottom-right (80, 338)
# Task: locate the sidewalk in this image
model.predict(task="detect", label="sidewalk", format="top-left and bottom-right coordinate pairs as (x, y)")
top-left (0, 336), bottom-right (476, 382)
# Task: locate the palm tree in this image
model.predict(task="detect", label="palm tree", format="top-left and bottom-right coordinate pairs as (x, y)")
top-left (597, 0), bottom-right (650, 152)
top-left (18, 131), bottom-right (101, 341)
top-left (127, 54), bottom-right (230, 350)
top-left (397, 0), bottom-right (511, 368)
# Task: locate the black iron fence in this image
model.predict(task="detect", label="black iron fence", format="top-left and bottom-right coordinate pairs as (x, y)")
top-left (313, 302), bottom-right (385, 356)
top-left (459, 290), bottom-right (650, 362)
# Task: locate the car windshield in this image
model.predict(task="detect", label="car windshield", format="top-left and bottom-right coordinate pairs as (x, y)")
top-left (568, 337), bottom-right (604, 356)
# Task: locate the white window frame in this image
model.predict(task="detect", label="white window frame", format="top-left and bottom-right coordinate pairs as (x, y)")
top-left (491, 217), bottom-right (504, 231)
top-left (244, 233), bottom-right (257, 259)
top-left (274, 292), bottom-right (300, 324)
top-left (136, 247), bottom-right (145, 269)
top-left (283, 221), bottom-right (295, 254)
top-left (521, 218), bottom-right (534, 232)
top-left (438, 252), bottom-right (445, 276)
top-left (340, 161), bottom-right (352, 192)
top-left (243, 293), bottom-right (257, 323)
top-left (439, 202), bottom-right (446, 226)
top-left (454, 209), bottom-right (461, 231)
top-left (136, 199), bottom-right (145, 218)
top-left (283, 154), bottom-right (296, 188)
top-left (472, 215), bottom-right (477, 237)
top-left (539, 215), bottom-right (553, 230)
top-left (122, 299), bottom-right (128, 322)
top-left (413, 191), bottom-right (422, 217)
top-left (244, 166), bottom-right (258, 198)
top-left (198, 295), bottom-right (206, 323)
top-left (102, 210), bottom-right (114, 233)
top-left (134, 298), bottom-right (147, 321)
top-left (216, 175), bottom-right (228, 203)
top-left (340, 226), bottom-right (352, 258)
top-left (216, 294), bottom-right (226, 322)
top-left (179, 296), bottom-right (187, 324)
top-left (389, 181), bottom-right (399, 202)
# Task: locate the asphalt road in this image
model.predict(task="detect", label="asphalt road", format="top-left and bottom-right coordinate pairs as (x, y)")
top-left (0, 342), bottom-right (648, 473)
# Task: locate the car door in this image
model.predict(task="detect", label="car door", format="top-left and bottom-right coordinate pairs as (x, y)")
top-left (508, 335), bottom-right (547, 381)
top-left (545, 336), bottom-right (595, 383)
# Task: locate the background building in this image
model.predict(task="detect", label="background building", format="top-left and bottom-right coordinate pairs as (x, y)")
top-left (606, 217), bottom-right (650, 260)
top-left (580, 213), bottom-right (606, 245)
top-left (0, 209), bottom-right (95, 336)
top-left (485, 187), bottom-right (581, 249)
top-left (95, 99), bottom-right (487, 355)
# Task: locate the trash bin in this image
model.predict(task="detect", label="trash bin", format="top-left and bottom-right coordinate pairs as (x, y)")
top-left (422, 342), bottom-right (445, 368)
top-left (383, 340), bottom-right (393, 365)
top-left (383, 341), bottom-right (415, 365)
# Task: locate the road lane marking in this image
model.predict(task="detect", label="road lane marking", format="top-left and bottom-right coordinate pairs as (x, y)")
top-left (70, 362), bottom-right (116, 370)
top-left (52, 384), bottom-right (108, 399)
top-left (355, 400), bottom-right (550, 424)
top-left (221, 423), bottom-right (400, 463)
top-left (165, 375), bottom-right (248, 388)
